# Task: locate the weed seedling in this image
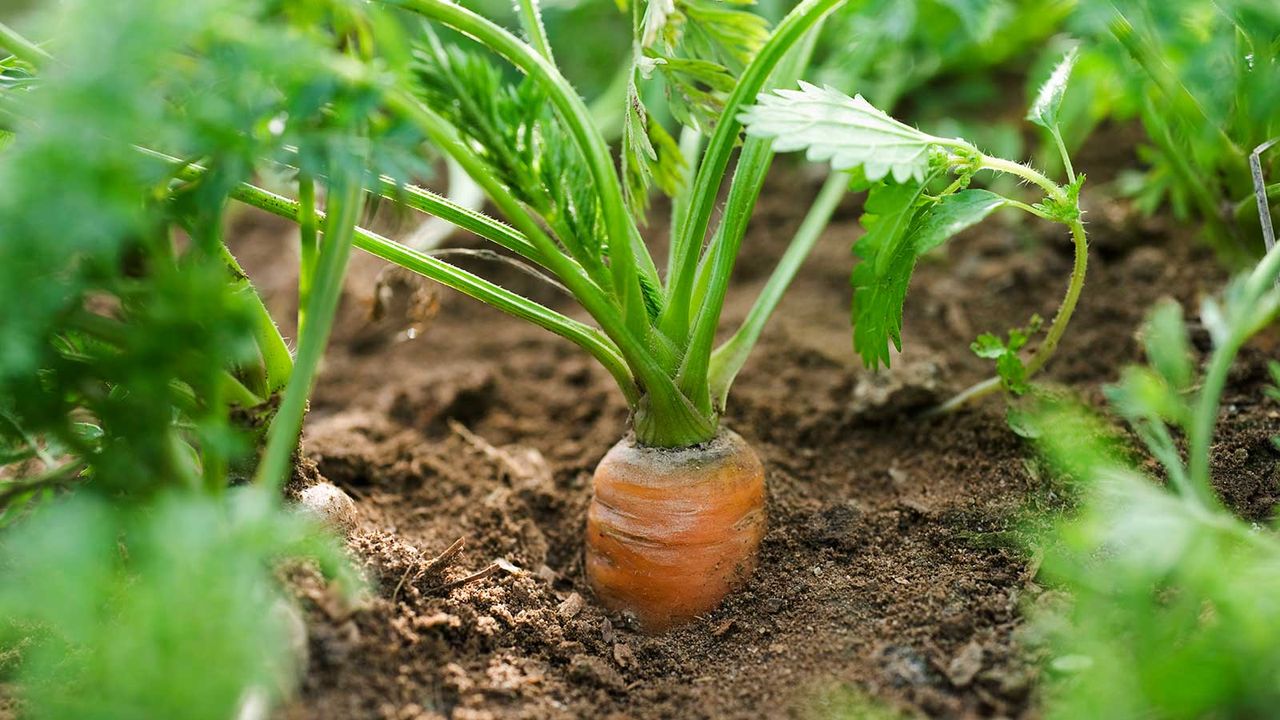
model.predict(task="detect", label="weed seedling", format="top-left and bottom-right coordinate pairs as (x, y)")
top-left (741, 49), bottom-right (1089, 409)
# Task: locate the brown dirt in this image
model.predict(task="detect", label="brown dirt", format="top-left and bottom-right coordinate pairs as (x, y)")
top-left (220, 131), bottom-right (1278, 719)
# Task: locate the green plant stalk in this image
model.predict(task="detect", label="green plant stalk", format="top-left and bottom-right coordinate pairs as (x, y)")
top-left (708, 170), bottom-right (847, 408)
top-left (255, 169), bottom-right (362, 490)
top-left (383, 91), bottom-right (707, 441)
top-left (513, 0), bottom-right (554, 62)
top-left (220, 180), bottom-right (643, 407)
top-left (374, 175), bottom-right (532, 251)
top-left (297, 173), bottom-right (318, 339)
top-left (676, 24), bottom-right (823, 410)
top-left (928, 152), bottom-right (1088, 413)
top-left (382, 0), bottom-right (654, 331)
top-left (678, 136), bottom-right (775, 413)
top-left (216, 243), bottom-right (293, 394)
top-left (663, 0), bottom-right (844, 339)
top-left (1187, 243), bottom-right (1280, 497)
top-left (0, 21), bottom-right (51, 66)
top-left (1025, 218), bottom-right (1088, 377)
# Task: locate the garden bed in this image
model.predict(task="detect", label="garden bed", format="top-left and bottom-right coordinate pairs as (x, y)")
top-left (227, 148), bottom-right (1275, 719)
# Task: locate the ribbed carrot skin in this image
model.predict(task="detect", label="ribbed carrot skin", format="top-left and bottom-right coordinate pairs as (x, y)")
top-left (585, 429), bottom-right (766, 632)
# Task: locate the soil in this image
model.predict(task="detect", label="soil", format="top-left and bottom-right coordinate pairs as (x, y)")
top-left (216, 122), bottom-right (1280, 719)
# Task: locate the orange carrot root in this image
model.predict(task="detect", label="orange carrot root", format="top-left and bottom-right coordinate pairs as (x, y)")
top-left (585, 429), bottom-right (766, 632)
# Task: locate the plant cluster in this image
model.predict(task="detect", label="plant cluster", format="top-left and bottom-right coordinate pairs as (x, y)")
top-left (1065, 0), bottom-right (1279, 263)
top-left (0, 0), bottom-right (413, 715)
top-left (1025, 238), bottom-right (1280, 717)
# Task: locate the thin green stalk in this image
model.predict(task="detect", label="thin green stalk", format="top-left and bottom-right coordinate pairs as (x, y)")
top-left (217, 243), bottom-right (293, 393)
top-left (223, 181), bottom-right (641, 407)
top-left (0, 22), bottom-right (50, 67)
top-left (382, 0), bottom-right (654, 328)
top-left (512, 0), bottom-right (554, 62)
top-left (255, 169), bottom-right (363, 490)
top-left (664, 0), bottom-right (844, 330)
top-left (297, 173), bottom-right (318, 339)
top-left (668, 126), bottom-right (704, 273)
top-left (1051, 128), bottom-right (1076, 185)
top-left (708, 170), bottom-right (846, 408)
top-left (932, 216), bottom-right (1089, 413)
top-left (1025, 218), bottom-right (1088, 376)
top-left (678, 136), bottom-right (774, 413)
top-left (1187, 243), bottom-right (1280, 496)
top-left (374, 175), bottom-right (537, 257)
top-left (675, 23), bottom-right (823, 407)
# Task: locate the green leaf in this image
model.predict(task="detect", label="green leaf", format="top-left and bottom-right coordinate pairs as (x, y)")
top-left (971, 333), bottom-right (1005, 359)
top-left (969, 315), bottom-right (1043, 395)
top-left (622, 79), bottom-right (685, 220)
top-left (1026, 46), bottom-right (1078, 131)
top-left (741, 82), bottom-right (942, 183)
top-left (913, 189), bottom-right (1006, 254)
top-left (850, 180), bottom-right (929, 369)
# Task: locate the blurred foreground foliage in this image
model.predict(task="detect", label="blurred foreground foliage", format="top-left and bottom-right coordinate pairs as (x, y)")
top-left (0, 0), bottom-right (406, 715)
top-left (1025, 245), bottom-right (1280, 718)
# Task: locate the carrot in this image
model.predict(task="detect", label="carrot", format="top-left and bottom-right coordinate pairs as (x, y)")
top-left (586, 429), bottom-right (767, 632)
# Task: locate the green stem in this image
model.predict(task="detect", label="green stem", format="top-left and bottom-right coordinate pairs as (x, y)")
top-left (255, 169), bottom-right (363, 490)
top-left (512, 0), bottom-right (554, 62)
top-left (665, 0), bottom-right (847, 326)
top-left (1187, 244), bottom-right (1280, 497)
top-left (675, 22), bottom-right (824, 410)
top-left (974, 153), bottom-right (1064, 201)
top-left (1025, 218), bottom-right (1088, 376)
top-left (932, 212), bottom-right (1089, 414)
top-left (0, 22), bottom-right (50, 67)
top-left (224, 182), bottom-right (641, 407)
top-left (383, 0), bottom-right (653, 328)
top-left (1051, 127), bottom-right (1076, 185)
top-left (298, 173), bottom-right (318, 339)
top-left (708, 170), bottom-right (846, 409)
top-left (217, 243), bottom-right (293, 393)
top-left (677, 136), bottom-right (774, 413)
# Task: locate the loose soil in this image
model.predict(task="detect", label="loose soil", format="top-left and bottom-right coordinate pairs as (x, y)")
top-left (218, 123), bottom-right (1280, 719)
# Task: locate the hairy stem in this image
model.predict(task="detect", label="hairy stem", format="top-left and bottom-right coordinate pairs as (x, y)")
top-left (931, 215), bottom-right (1088, 414)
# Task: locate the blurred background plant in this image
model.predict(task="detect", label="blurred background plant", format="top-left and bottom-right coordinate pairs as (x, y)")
top-left (1022, 238), bottom-right (1280, 716)
top-left (1061, 0), bottom-right (1280, 264)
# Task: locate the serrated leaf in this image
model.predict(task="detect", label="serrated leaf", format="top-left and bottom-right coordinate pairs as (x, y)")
top-left (913, 189), bottom-right (1006, 254)
top-left (850, 180), bottom-right (929, 369)
top-left (1027, 46), bottom-right (1078, 130)
top-left (971, 333), bottom-right (1005, 359)
top-left (741, 82), bottom-right (941, 184)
